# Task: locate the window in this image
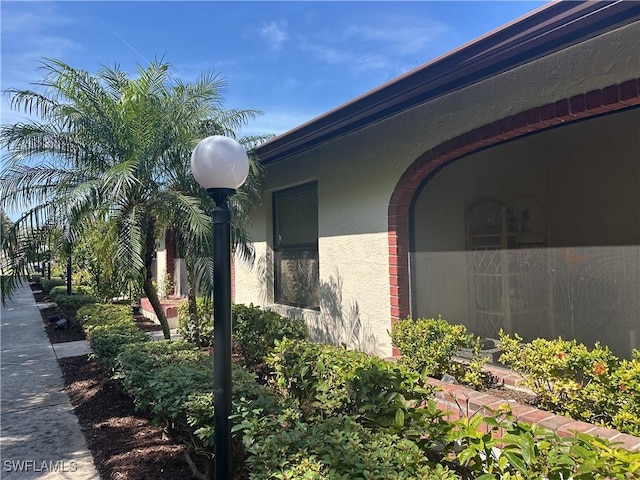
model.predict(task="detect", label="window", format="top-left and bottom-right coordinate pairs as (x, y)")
top-left (273, 182), bottom-right (319, 309)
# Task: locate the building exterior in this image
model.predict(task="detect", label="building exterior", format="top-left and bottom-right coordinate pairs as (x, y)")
top-left (207, 2), bottom-right (640, 358)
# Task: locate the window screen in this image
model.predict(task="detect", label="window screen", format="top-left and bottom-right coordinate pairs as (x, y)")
top-left (273, 182), bottom-right (319, 309)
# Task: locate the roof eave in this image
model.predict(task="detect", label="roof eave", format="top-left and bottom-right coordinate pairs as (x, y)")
top-left (255, 0), bottom-right (640, 165)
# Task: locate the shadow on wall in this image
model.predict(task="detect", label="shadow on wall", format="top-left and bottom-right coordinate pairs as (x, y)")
top-left (255, 253), bottom-right (379, 355)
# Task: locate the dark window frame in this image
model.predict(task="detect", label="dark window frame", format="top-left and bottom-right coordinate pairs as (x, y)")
top-left (273, 181), bottom-right (319, 310)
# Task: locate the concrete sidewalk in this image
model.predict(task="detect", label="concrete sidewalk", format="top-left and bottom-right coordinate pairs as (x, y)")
top-left (0, 282), bottom-right (100, 480)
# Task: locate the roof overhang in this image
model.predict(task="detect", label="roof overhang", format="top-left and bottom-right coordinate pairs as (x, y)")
top-left (255, 0), bottom-right (640, 165)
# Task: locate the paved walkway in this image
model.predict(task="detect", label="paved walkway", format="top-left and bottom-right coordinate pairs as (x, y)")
top-left (1, 282), bottom-right (100, 480)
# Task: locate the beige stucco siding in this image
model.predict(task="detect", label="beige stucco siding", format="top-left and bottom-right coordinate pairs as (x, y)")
top-left (235, 21), bottom-right (640, 358)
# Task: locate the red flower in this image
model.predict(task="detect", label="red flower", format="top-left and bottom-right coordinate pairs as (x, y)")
top-left (620, 384), bottom-right (627, 391)
top-left (592, 362), bottom-right (607, 376)
top-left (556, 352), bottom-right (566, 360)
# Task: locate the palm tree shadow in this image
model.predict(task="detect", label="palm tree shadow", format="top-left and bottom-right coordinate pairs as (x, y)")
top-left (255, 254), bottom-right (378, 354)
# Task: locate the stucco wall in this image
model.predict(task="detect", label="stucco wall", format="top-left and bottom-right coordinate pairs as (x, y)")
top-left (235, 21), bottom-right (640, 358)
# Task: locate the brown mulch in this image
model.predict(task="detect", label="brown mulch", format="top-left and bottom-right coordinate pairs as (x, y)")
top-left (59, 355), bottom-right (195, 480)
top-left (30, 281), bottom-right (195, 479)
top-left (485, 386), bottom-right (537, 405)
top-left (132, 313), bottom-right (164, 332)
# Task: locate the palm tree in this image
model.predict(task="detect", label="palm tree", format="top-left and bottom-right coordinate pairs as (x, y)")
top-left (163, 132), bottom-right (268, 346)
top-left (1, 58), bottom-right (266, 338)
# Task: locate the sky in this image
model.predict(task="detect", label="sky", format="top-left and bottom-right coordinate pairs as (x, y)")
top-left (1, 0), bottom-right (548, 139)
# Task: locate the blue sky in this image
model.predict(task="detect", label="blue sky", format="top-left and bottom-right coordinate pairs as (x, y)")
top-left (2, 1), bottom-right (546, 138)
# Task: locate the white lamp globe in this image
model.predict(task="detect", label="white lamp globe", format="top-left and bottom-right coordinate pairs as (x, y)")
top-left (191, 135), bottom-right (250, 190)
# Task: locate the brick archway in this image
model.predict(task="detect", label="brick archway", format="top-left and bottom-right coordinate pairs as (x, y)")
top-left (387, 78), bottom-right (640, 351)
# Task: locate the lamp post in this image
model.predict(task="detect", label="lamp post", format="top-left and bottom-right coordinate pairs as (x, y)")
top-left (191, 135), bottom-right (250, 480)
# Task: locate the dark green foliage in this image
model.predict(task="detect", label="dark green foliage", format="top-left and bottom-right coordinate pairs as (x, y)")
top-left (246, 415), bottom-right (458, 480)
top-left (78, 303), bottom-right (133, 333)
top-left (80, 306), bottom-right (640, 479)
top-left (233, 303), bottom-right (308, 369)
top-left (117, 340), bottom-right (212, 422)
top-left (50, 293), bottom-right (96, 311)
top-left (87, 322), bottom-right (149, 372)
top-left (443, 406), bottom-right (640, 479)
top-left (178, 301), bottom-right (308, 369)
top-left (177, 297), bottom-right (213, 345)
top-left (266, 339), bottom-right (435, 430)
top-left (41, 278), bottom-right (65, 294)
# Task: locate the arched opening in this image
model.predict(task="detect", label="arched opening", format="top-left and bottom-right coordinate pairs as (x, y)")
top-left (409, 107), bottom-right (639, 358)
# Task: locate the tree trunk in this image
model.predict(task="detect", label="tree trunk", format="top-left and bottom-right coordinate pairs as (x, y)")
top-left (66, 248), bottom-right (72, 295)
top-left (144, 221), bottom-right (171, 339)
top-left (143, 275), bottom-right (171, 339)
top-left (184, 247), bottom-right (201, 347)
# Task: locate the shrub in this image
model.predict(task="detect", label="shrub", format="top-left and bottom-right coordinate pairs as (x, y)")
top-left (115, 338), bottom-right (276, 480)
top-left (233, 303), bottom-right (308, 369)
top-left (49, 285), bottom-right (92, 298)
top-left (245, 414), bottom-right (458, 480)
top-left (390, 317), bottom-right (486, 383)
top-left (87, 322), bottom-right (149, 371)
top-left (78, 303), bottom-right (133, 333)
top-left (30, 274), bottom-right (42, 285)
top-left (178, 300), bottom-right (308, 369)
top-left (41, 278), bottom-right (65, 294)
top-left (117, 340), bottom-right (211, 422)
top-left (443, 406), bottom-right (640, 479)
top-left (177, 297), bottom-right (213, 346)
top-left (499, 332), bottom-right (640, 436)
top-left (266, 338), bottom-right (436, 433)
top-left (50, 293), bottom-right (96, 310)
top-left (610, 351), bottom-right (640, 436)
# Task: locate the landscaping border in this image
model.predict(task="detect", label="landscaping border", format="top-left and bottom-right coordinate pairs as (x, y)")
top-left (428, 365), bottom-right (640, 452)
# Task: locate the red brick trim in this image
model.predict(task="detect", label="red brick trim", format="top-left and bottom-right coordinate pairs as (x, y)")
top-left (428, 377), bottom-right (640, 451)
top-left (387, 78), bottom-right (640, 345)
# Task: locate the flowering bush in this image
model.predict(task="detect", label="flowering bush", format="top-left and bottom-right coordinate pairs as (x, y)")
top-left (499, 332), bottom-right (640, 436)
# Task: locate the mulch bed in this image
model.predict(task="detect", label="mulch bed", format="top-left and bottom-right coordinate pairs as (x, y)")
top-left (59, 355), bottom-right (195, 480)
top-left (28, 283), bottom-right (193, 479)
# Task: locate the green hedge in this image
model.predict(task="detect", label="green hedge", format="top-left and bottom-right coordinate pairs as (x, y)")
top-left (83, 311), bottom-right (640, 480)
top-left (390, 316), bottom-right (490, 389)
top-left (266, 338), bottom-right (436, 432)
top-left (499, 332), bottom-right (640, 436)
top-left (86, 310), bottom-right (149, 372)
top-left (41, 278), bottom-right (65, 294)
top-left (178, 301), bottom-right (308, 369)
top-left (78, 303), bottom-right (133, 333)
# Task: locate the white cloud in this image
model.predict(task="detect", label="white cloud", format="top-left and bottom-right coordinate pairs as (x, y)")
top-left (294, 14), bottom-right (450, 76)
top-left (346, 17), bottom-right (449, 54)
top-left (260, 21), bottom-right (289, 51)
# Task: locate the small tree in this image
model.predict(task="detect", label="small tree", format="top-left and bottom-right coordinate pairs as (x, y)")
top-left (1, 59), bottom-right (267, 338)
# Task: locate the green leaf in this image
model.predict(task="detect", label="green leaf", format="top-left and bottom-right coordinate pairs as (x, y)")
top-left (395, 408), bottom-right (405, 427)
top-left (502, 451), bottom-right (527, 475)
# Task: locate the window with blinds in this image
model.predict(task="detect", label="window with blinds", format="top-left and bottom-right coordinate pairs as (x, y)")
top-left (273, 182), bottom-right (319, 309)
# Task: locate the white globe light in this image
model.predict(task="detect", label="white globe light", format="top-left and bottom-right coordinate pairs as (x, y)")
top-left (191, 135), bottom-right (250, 190)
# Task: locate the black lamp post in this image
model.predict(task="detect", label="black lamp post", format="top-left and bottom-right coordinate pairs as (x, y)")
top-left (191, 135), bottom-right (250, 480)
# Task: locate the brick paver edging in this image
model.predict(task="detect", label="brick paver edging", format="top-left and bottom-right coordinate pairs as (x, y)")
top-left (427, 377), bottom-right (640, 452)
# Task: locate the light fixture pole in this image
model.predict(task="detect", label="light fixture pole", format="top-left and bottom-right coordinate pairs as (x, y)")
top-left (191, 135), bottom-right (250, 480)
